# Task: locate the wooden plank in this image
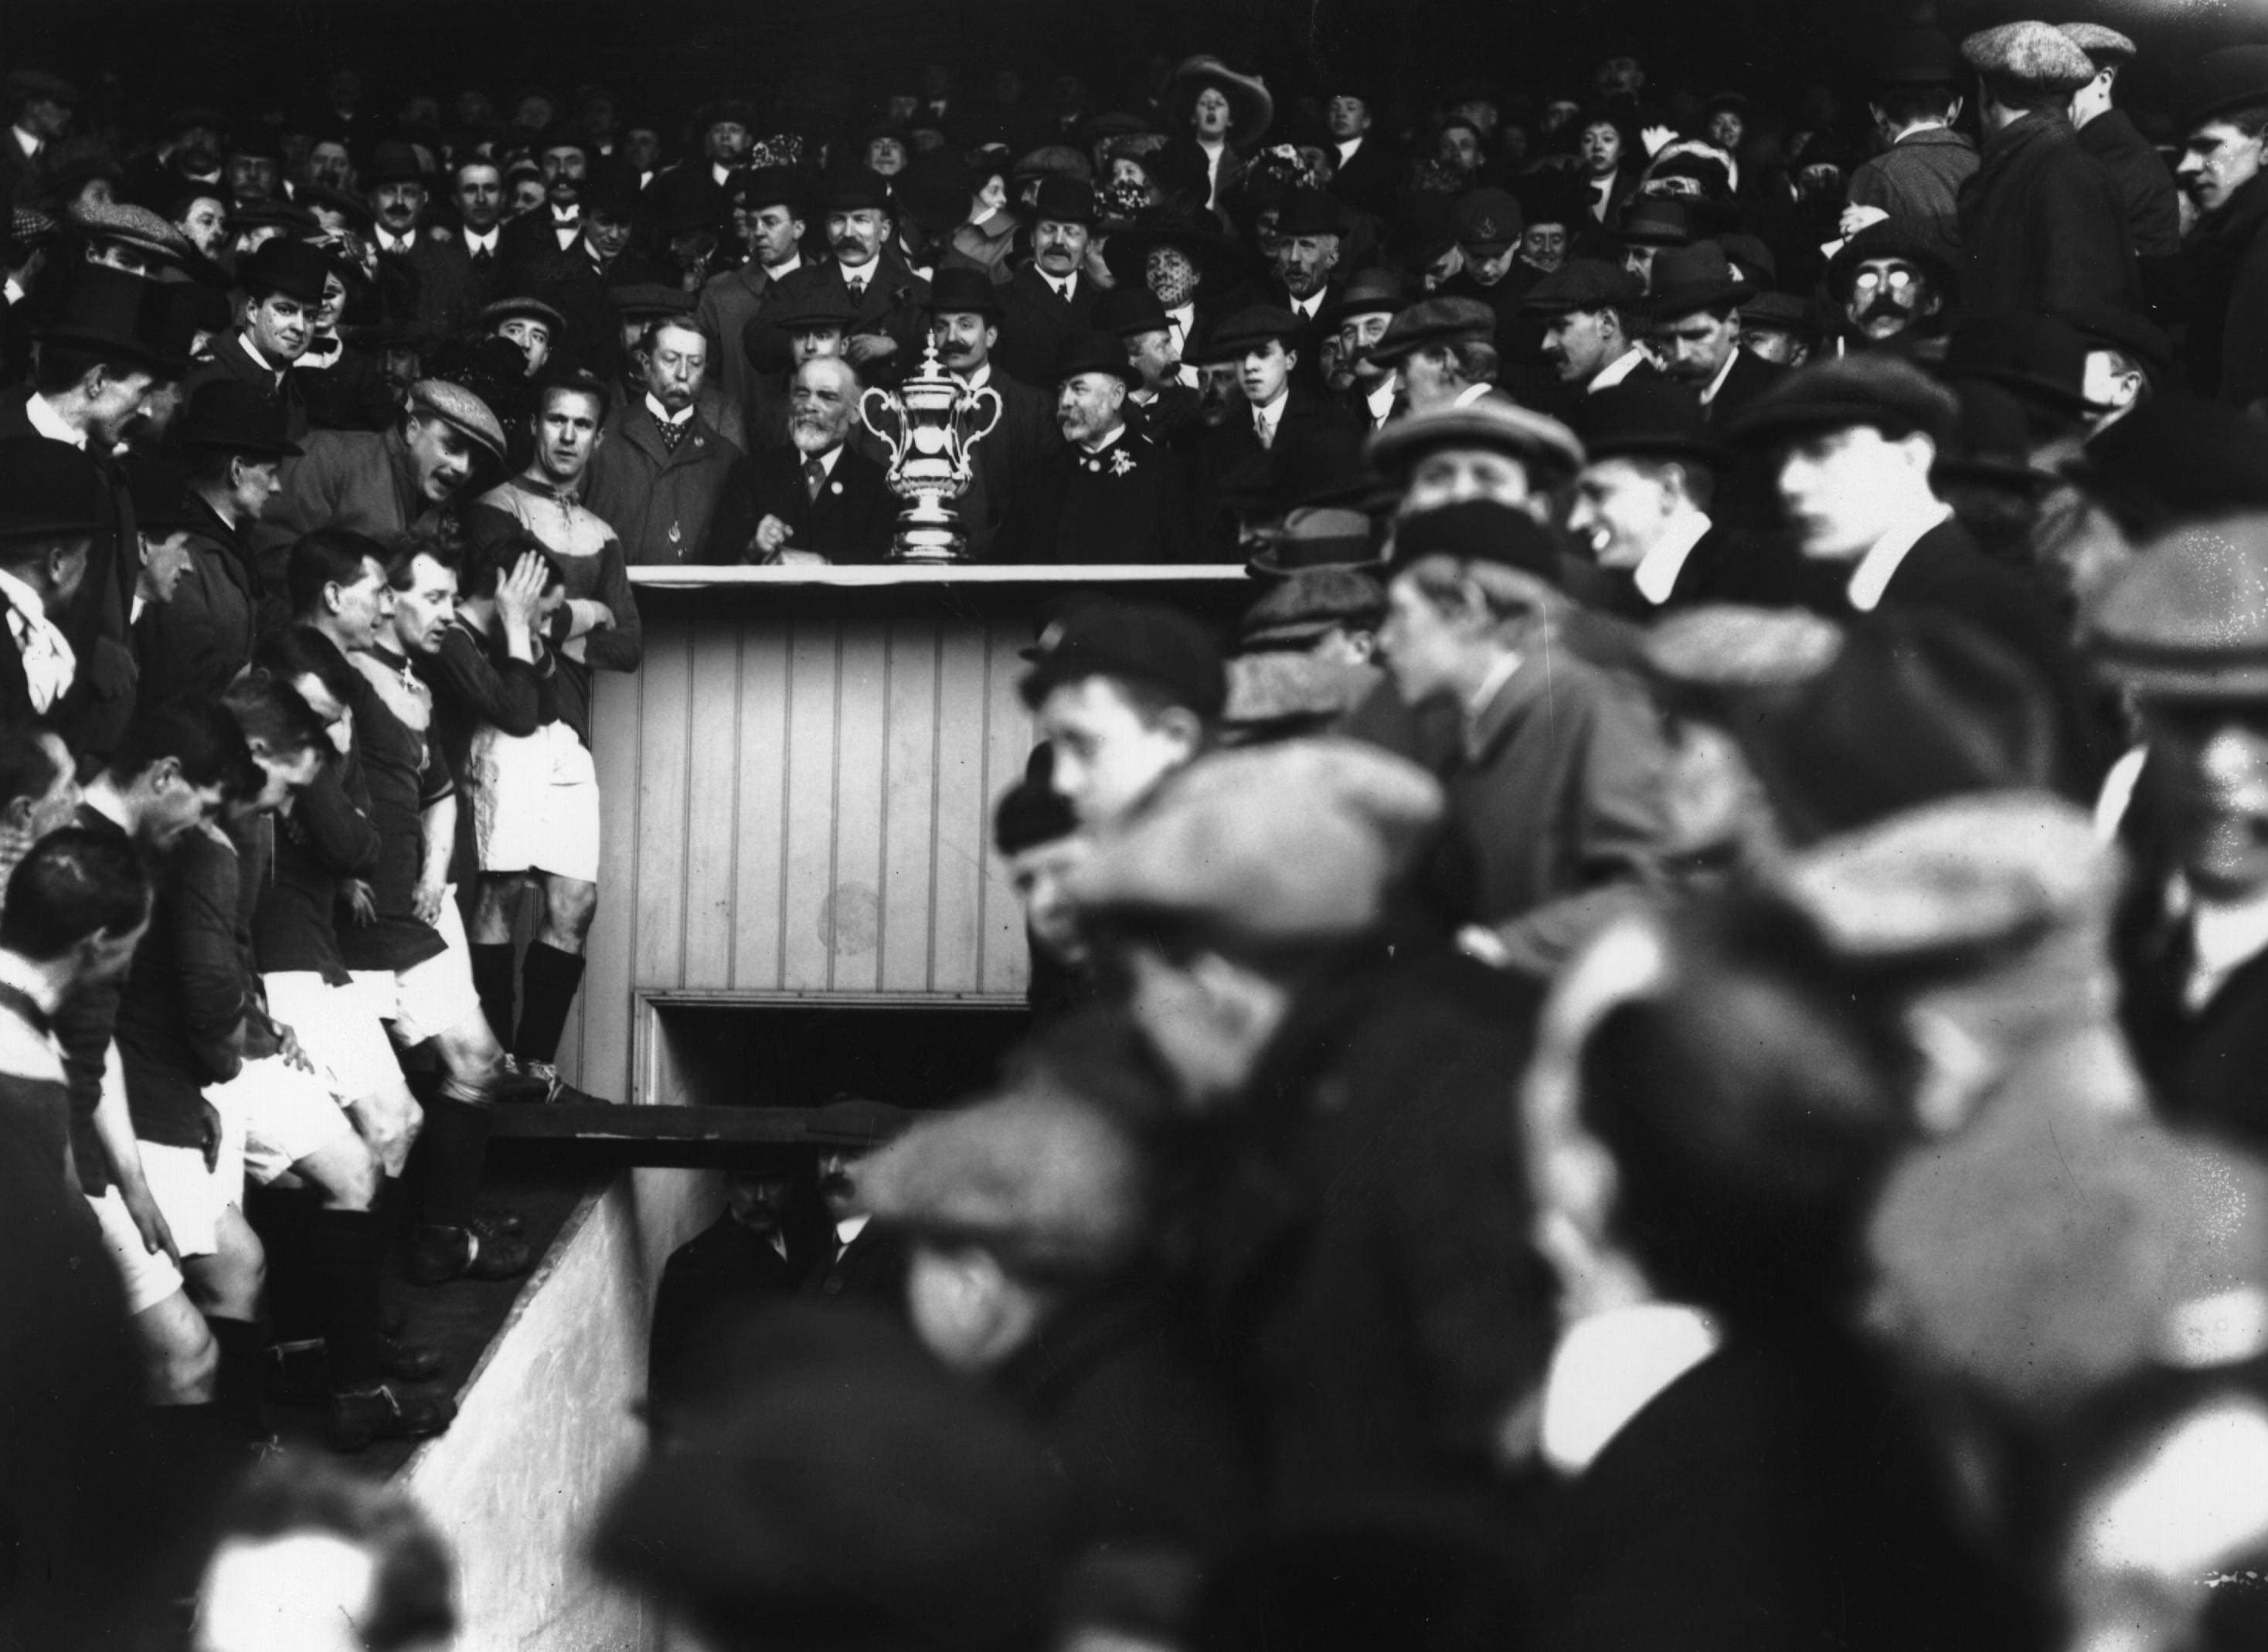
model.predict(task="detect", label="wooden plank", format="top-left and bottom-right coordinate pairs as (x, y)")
top-left (731, 616), bottom-right (792, 992)
top-left (879, 615), bottom-right (940, 993)
top-left (631, 611), bottom-right (694, 995)
top-left (928, 616), bottom-right (992, 992)
top-left (979, 616), bottom-right (1036, 996)
top-left (827, 619), bottom-right (891, 993)
top-left (576, 646), bottom-right (647, 1102)
top-left (631, 564), bottom-right (1251, 589)
top-left (488, 1103), bottom-right (820, 1143)
top-left (780, 617), bottom-right (841, 991)
top-left (679, 614), bottom-right (743, 990)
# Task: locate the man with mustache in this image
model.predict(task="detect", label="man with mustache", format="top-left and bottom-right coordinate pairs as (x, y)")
top-left (122, 106), bottom-right (228, 208)
top-left (746, 168), bottom-right (930, 392)
top-left (585, 317), bottom-right (743, 565)
top-left (1824, 223), bottom-right (1958, 360)
top-left (921, 267), bottom-right (1057, 557)
top-left (365, 141), bottom-right (479, 344)
top-left (797, 1098), bottom-right (914, 1314)
top-left (992, 178), bottom-right (1101, 388)
top-left (702, 356), bottom-right (894, 564)
top-left (999, 331), bottom-right (1195, 564)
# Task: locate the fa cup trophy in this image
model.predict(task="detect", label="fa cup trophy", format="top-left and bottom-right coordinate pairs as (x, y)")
top-left (858, 338), bottom-right (1004, 562)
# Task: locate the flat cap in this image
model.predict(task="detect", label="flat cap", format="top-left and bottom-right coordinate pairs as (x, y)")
top-left (0, 437), bottom-right (109, 542)
top-left (771, 284), bottom-right (862, 333)
top-left (1451, 187), bottom-right (1524, 252)
top-left (1362, 295), bottom-right (1496, 364)
top-left (2058, 23), bottom-right (2137, 70)
top-left (1368, 396), bottom-right (1585, 480)
top-left (1726, 353), bottom-right (1960, 447)
top-left (1205, 305), bottom-right (1305, 355)
top-left (1019, 600), bottom-right (1226, 717)
top-left (2089, 515), bottom-right (2268, 699)
top-left (481, 294), bottom-right (567, 335)
top-left (1388, 499), bottom-right (1564, 586)
top-left (71, 200), bottom-right (191, 263)
top-left (1237, 566), bottom-right (1386, 651)
top-left (1246, 502), bottom-right (1383, 578)
top-left (1643, 605), bottom-right (1845, 699)
top-left (407, 378), bottom-right (507, 463)
top-left (1061, 739), bottom-right (1444, 945)
top-left (1222, 653), bottom-right (1384, 733)
top-left (1783, 792), bottom-right (2112, 963)
top-left (1961, 22), bottom-right (2098, 93)
top-left (1738, 289), bottom-right (1821, 333)
top-left (607, 282), bottom-right (695, 320)
top-left (1519, 257), bottom-right (1644, 317)
top-left (801, 1096), bottom-right (915, 1149)
top-left (859, 1088), bottom-right (1150, 1280)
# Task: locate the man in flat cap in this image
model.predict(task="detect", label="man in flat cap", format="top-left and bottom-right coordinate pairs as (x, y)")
top-left (751, 168), bottom-right (930, 391)
top-left (1058, 737), bottom-right (1557, 1511)
top-left (1195, 306), bottom-right (1360, 546)
top-left (1439, 185), bottom-right (1537, 348)
top-left (695, 165), bottom-right (810, 423)
top-left (1363, 295), bottom-right (1505, 417)
top-left (1000, 331), bottom-right (1194, 563)
top-left (1843, 29), bottom-right (1976, 247)
top-left (2175, 46), bottom-right (2268, 407)
top-left (2096, 517), bottom-right (2268, 1157)
top-left (992, 177), bottom-right (1102, 388)
top-left (1957, 22), bottom-right (2143, 322)
top-left (182, 236), bottom-right (327, 444)
top-left (1369, 394), bottom-right (1585, 527)
top-left (1525, 259), bottom-right (1660, 397)
top-left (2062, 24), bottom-right (2182, 303)
top-left (2, 70), bottom-right (76, 210)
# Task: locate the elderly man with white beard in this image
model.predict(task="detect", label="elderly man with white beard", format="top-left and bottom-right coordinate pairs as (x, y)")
top-left (702, 356), bottom-right (896, 563)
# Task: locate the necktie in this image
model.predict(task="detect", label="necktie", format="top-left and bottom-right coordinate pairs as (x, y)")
top-left (804, 456), bottom-right (826, 500)
top-left (655, 416), bottom-right (685, 454)
top-left (1256, 416), bottom-right (1275, 450)
top-left (846, 274), bottom-right (867, 301)
top-left (471, 246), bottom-right (492, 274)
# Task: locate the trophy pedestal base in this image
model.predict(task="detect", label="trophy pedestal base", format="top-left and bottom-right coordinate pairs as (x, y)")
top-left (888, 501), bottom-right (969, 564)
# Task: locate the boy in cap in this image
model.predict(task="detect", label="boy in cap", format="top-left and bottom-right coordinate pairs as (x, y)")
top-left (1020, 599), bottom-right (1222, 827)
top-left (2174, 46), bottom-right (2268, 406)
top-left (1957, 22), bottom-right (2143, 322)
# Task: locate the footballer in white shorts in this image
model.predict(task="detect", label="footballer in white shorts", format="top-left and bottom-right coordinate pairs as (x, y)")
top-left (469, 721), bottom-right (601, 884)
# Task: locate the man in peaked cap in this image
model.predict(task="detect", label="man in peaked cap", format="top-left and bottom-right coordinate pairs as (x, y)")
top-left (1195, 307), bottom-right (1361, 551)
top-left (2062, 24), bottom-right (2182, 289)
top-left (2175, 46), bottom-right (2268, 406)
top-left (1525, 259), bottom-right (1659, 396)
top-left (1844, 29), bottom-right (1977, 247)
top-left (1442, 185), bottom-right (1535, 321)
top-left (1568, 380), bottom-right (1732, 621)
top-left (999, 331), bottom-right (1194, 564)
top-left (1369, 395), bottom-right (1585, 525)
top-left (1957, 22), bottom-right (2143, 322)
top-left (1362, 295), bottom-right (1504, 416)
top-left (1646, 240), bottom-right (1783, 431)
top-left (2095, 515), bottom-right (2268, 1155)
top-left (750, 167), bottom-right (930, 392)
top-left (993, 176), bottom-right (1102, 388)
top-left (182, 236), bottom-right (328, 444)
top-left (695, 165), bottom-right (811, 420)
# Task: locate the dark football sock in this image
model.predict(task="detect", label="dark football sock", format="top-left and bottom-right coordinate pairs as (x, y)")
top-left (512, 942), bottom-right (586, 1066)
top-left (205, 1315), bottom-right (266, 1443)
top-left (468, 942), bottom-right (517, 1051)
top-left (416, 1093), bottom-right (493, 1232)
top-left (308, 1208), bottom-right (386, 1392)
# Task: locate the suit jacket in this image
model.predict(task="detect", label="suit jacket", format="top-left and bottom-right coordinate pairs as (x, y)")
top-left (181, 333), bottom-right (309, 444)
top-left (1597, 523), bottom-right (1734, 622)
top-left (378, 229), bottom-right (485, 342)
top-left (1194, 386), bottom-right (1363, 552)
top-left (2077, 108), bottom-right (2183, 264)
top-left (132, 496), bottom-right (263, 715)
top-left (797, 1220), bottom-right (907, 1314)
top-left (695, 257), bottom-right (797, 422)
top-left (1699, 348), bottom-right (1787, 434)
top-left (1329, 134), bottom-right (1402, 219)
top-left (1000, 430), bottom-right (1195, 564)
top-left (702, 443), bottom-right (899, 563)
top-left (1253, 277), bottom-right (1344, 396)
top-left (1957, 108), bottom-right (2142, 321)
top-left (583, 399), bottom-right (742, 566)
top-left (295, 342), bottom-right (400, 434)
top-left (991, 263), bottom-right (1100, 389)
top-left (2184, 170), bottom-right (2268, 406)
top-left (748, 252), bottom-right (933, 389)
top-left (498, 206), bottom-right (583, 278)
top-left (957, 367), bottom-right (1059, 558)
top-left (515, 244), bottom-right (669, 382)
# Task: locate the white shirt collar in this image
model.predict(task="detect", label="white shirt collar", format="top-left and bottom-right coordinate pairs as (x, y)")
top-left (1042, 269), bottom-right (1077, 301)
top-left (957, 362), bottom-right (992, 391)
top-left (1080, 421), bottom-right (1129, 457)
top-left (379, 227), bottom-right (417, 253)
top-left (1199, 136), bottom-right (1225, 158)
top-left (835, 1213), bottom-right (870, 1246)
top-left (838, 257), bottom-right (877, 287)
top-left (1588, 348), bottom-right (1647, 393)
top-left (23, 394), bottom-right (84, 449)
top-left (1697, 346), bottom-right (1741, 406)
top-left (1452, 380), bottom-right (1494, 408)
top-left (1845, 499), bottom-right (1955, 613)
top-left (767, 252), bottom-right (802, 280)
top-left (644, 393), bottom-right (695, 428)
top-left (1630, 510), bottom-right (1712, 606)
top-left (552, 202), bottom-right (580, 223)
top-left (1365, 377), bottom-right (1398, 421)
top-left (237, 331), bottom-right (281, 376)
top-left (1336, 136), bottom-right (1362, 162)
top-left (12, 126), bottom-right (39, 160)
top-left (802, 443), bottom-right (843, 479)
top-left (1288, 288), bottom-right (1323, 318)
top-left (0, 947), bottom-right (61, 1017)
top-left (462, 226), bottom-right (498, 255)
top-left (2181, 875), bottom-right (2268, 1011)
top-left (1252, 383), bottom-right (1291, 431)
top-left (712, 161), bottom-right (733, 187)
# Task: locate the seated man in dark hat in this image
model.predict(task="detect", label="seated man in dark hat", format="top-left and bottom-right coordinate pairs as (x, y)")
top-left (1325, 272), bottom-right (1408, 435)
top-left (1326, 71), bottom-right (1400, 218)
top-left (1827, 222), bottom-right (1959, 359)
top-left (702, 356), bottom-right (893, 564)
top-left (1738, 290), bottom-right (1822, 368)
top-left (1567, 381), bottom-right (1732, 620)
top-left (2, 69), bottom-right (77, 210)
top-left (1259, 185), bottom-right (1347, 367)
top-left (366, 141), bottom-right (478, 343)
top-left (223, 124), bottom-right (282, 208)
top-left (748, 167), bottom-right (930, 391)
top-left (992, 177), bottom-right (1102, 387)
top-left (739, 282), bottom-right (864, 456)
top-left (1526, 259), bottom-right (1658, 396)
top-left (689, 99), bottom-right (757, 189)
top-left (695, 165), bottom-right (810, 421)
top-left (1001, 332), bottom-right (1195, 563)
top-left (497, 125), bottom-right (595, 272)
top-left (1647, 241), bottom-right (1784, 431)
top-left (1195, 306), bottom-right (1361, 551)
top-left (1440, 185), bottom-right (1540, 350)
top-left (1092, 284), bottom-right (1198, 449)
top-left (182, 237), bottom-right (326, 444)
top-left (927, 267), bottom-right (1058, 556)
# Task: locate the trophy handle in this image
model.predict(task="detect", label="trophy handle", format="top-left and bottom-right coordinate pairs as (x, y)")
top-left (960, 385), bottom-right (1004, 447)
top-left (859, 386), bottom-right (912, 467)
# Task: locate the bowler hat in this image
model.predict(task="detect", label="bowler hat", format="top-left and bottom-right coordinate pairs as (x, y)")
top-left (172, 379), bottom-right (304, 457)
top-left (580, 169), bottom-right (641, 222)
top-left (2184, 46), bottom-right (2268, 131)
top-left (1050, 328), bottom-right (1141, 389)
top-left (1936, 381), bottom-right (2059, 494)
top-left (1388, 498), bottom-right (1564, 584)
top-left (2090, 514), bottom-right (2268, 699)
top-left (2055, 302), bottom-right (2174, 386)
top-left (1716, 233), bottom-right (1777, 288)
top-left (823, 165), bottom-right (894, 215)
top-left (1451, 187), bottom-right (1524, 253)
top-left (1318, 269), bottom-right (1406, 334)
top-left (1272, 185), bottom-right (1341, 240)
top-left (1090, 283), bottom-right (1170, 338)
top-left (407, 378), bottom-right (507, 464)
top-left (1238, 565), bottom-right (1386, 651)
top-left (1616, 195), bottom-right (1700, 248)
top-left (1645, 240), bottom-right (1751, 319)
top-left (1726, 354), bottom-right (1959, 448)
top-left (927, 265), bottom-right (1004, 320)
top-left (1825, 220), bottom-right (1961, 306)
top-left (1205, 306), bottom-right (1305, 357)
top-left (689, 98), bottom-right (757, 139)
top-left (728, 164), bottom-right (810, 214)
top-left (770, 284), bottom-right (862, 335)
top-left (481, 294), bottom-right (567, 336)
top-left (0, 437), bottom-right (108, 542)
top-left (1942, 314), bottom-right (2094, 416)
top-left (1575, 379), bottom-right (1725, 467)
top-left (1519, 257), bottom-right (1644, 317)
top-left (1872, 28), bottom-right (1964, 87)
top-left (5, 70), bottom-right (80, 108)
top-left (607, 282), bottom-right (695, 321)
top-left (238, 236), bottom-right (328, 304)
top-left (226, 124), bottom-right (284, 163)
top-left (1364, 295), bottom-right (1495, 364)
top-left (1740, 290), bottom-right (1822, 335)
top-left (1018, 600), bottom-right (1226, 718)
top-left (648, 168), bottom-right (726, 234)
top-left (1032, 176), bottom-right (1097, 227)
top-left (1383, 195), bottom-right (1460, 269)
top-left (1961, 22), bottom-right (2096, 93)
top-left (1511, 172), bottom-right (1583, 232)
top-left (2066, 400), bottom-right (2268, 539)
top-left (535, 123), bottom-right (594, 161)
top-left (1369, 396), bottom-right (1586, 481)
top-left (1167, 56), bottom-right (1274, 151)
top-left (361, 141), bottom-right (427, 189)
top-left (801, 1096), bottom-right (913, 1149)
top-left (37, 264), bottom-right (194, 376)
